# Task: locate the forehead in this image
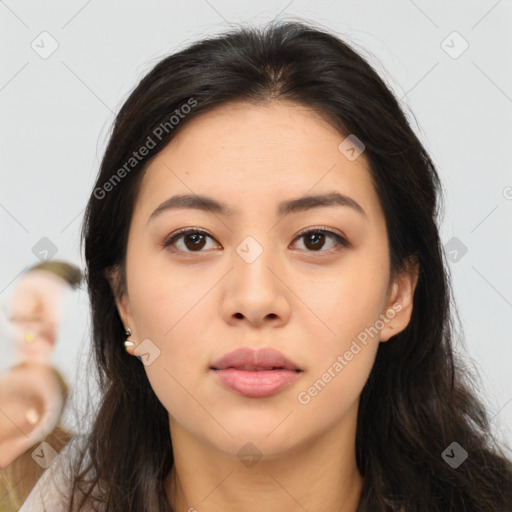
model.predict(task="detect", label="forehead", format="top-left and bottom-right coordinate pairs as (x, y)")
top-left (10, 271), bottom-right (67, 310)
top-left (15, 270), bottom-right (66, 290)
top-left (158, 99), bottom-right (346, 162)
top-left (134, 100), bottom-right (382, 223)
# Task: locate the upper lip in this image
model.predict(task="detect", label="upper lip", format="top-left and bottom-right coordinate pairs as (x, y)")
top-left (210, 347), bottom-right (302, 371)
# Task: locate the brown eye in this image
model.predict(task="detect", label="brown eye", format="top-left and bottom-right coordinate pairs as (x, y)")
top-left (181, 232), bottom-right (207, 251)
top-left (292, 228), bottom-right (349, 253)
top-left (162, 227), bottom-right (349, 254)
top-left (162, 229), bottom-right (218, 253)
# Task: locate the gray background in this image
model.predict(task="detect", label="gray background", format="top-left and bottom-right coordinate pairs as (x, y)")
top-left (1, 0), bottom-right (511, 448)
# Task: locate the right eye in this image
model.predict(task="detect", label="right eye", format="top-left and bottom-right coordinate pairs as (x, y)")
top-left (161, 228), bottom-right (220, 253)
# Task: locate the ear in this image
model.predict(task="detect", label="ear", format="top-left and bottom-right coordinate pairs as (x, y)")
top-left (379, 258), bottom-right (419, 342)
top-left (104, 266), bottom-right (136, 353)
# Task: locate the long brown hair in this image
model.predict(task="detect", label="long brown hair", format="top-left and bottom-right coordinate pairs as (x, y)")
top-left (63, 19), bottom-right (512, 511)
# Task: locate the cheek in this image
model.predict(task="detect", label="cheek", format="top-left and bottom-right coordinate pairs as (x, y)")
top-left (126, 260), bottom-right (213, 415)
top-left (295, 346), bottom-right (376, 438)
top-left (142, 322), bottom-right (216, 434)
top-left (293, 254), bottom-right (388, 403)
top-left (295, 275), bottom-right (385, 419)
top-left (129, 266), bottom-right (212, 347)
top-left (299, 260), bottom-right (388, 345)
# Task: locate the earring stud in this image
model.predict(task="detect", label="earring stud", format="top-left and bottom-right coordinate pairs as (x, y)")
top-left (124, 328), bottom-right (134, 349)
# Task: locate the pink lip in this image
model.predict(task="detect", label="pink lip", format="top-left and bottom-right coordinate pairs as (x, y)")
top-left (210, 346), bottom-right (301, 371)
top-left (210, 347), bottom-right (303, 398)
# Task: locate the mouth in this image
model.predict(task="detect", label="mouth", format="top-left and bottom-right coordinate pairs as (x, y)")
top-left (210, 368), bottom-right (303, 398)
top-left (211, 365), bottom-right (302, 372)
top-left (210, 347), bottom-right (303, 397)
top-left (210, 346), bottom-right (302, 371)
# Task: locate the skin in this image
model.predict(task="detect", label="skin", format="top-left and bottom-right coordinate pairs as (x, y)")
top-left (0, 269), bottom-right (68, 467)
top-left (8, 269), bottom-right (68, 366)
top-left (0, 364), bottom-right (62, 469)
top-left (113, 100), bottom-right (419, 512)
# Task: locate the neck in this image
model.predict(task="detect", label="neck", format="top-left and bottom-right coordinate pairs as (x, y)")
top-left (165, 405), bottom-right (363, 512)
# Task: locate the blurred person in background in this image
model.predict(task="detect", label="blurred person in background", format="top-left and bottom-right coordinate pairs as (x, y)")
top-left (0, 260), bottom-right (82, 511)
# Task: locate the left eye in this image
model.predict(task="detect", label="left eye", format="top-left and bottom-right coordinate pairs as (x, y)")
top-left (162, 227), bottom-right (349, 254)
top-left (293, 228), bottom-right (349, 252)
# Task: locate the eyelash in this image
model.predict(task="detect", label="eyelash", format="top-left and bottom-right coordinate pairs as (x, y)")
top-left (161, 226), bottom-right (350, 255)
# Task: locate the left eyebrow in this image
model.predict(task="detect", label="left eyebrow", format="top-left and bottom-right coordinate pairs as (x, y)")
top-left (147, 191), bottom-right (367, 225)
top-left (278, 192), bottom-right (366, 218)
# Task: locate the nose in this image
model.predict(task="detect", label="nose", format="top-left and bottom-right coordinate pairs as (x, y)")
top-left (221, 243), bottom-right (291, 328)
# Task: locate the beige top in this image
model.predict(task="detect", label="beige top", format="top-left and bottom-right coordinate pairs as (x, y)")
top-left (19, 436), bottom-right (90, 512)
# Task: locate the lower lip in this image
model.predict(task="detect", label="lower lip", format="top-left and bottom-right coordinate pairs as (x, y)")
top-left (211, 368), bottom-right (302, 398)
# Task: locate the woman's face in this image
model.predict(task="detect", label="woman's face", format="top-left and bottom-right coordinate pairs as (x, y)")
top-left (115, 100), bottom-right (417, 459)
